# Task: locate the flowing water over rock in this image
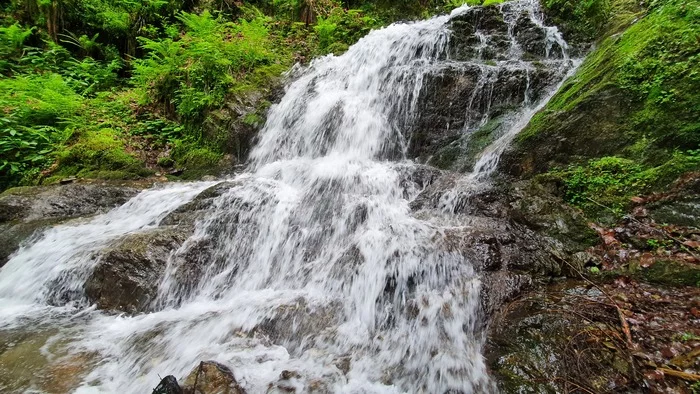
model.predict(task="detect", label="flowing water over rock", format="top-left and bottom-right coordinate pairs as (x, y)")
top-left (0, 1), bottom-right (576, 392)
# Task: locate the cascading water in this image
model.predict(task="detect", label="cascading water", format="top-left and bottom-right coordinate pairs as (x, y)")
top-left (0, 1), bottom-right (575, 392)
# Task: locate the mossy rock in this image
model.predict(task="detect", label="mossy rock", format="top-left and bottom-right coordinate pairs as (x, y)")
top-left (639, 260), bottom-right (700, 288)
top-left (85, 227), bottom-right (190, 314)
top-left (502, 0), bottom-right (700, 180)
top-left (54, 129), bottom-right (151, 180)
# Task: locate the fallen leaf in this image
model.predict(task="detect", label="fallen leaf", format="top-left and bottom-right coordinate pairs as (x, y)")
top-left (631, 196), bottom-right (646, 204)
top-left (640, 253), bottom-right (655, 268)
top-left (661, 346), bottom-right (677, 359)
top-left (691, 307), bottom-right (700, 318)
top-left (682, 240), bottom-right (700, 249)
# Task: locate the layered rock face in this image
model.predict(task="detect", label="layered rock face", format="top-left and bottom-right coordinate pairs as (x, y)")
top-left (408, 2), bottom-right (571, 171)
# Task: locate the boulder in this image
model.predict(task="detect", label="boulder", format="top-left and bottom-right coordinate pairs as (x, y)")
top-left (84, 227), bottom-right (189, 314)
top-left (161, 181), bottom-right (240, 227)
top-left (646, 176), bottom-right (700, 228)
top-left (0, 184), bottom-right (140, 268)
top-left (182, 361), bottom-right (245, 394)
top-left (485, 282), bottom-right (637, 393)
top-left (403, 3), bottom-right (572, 171)
top-left (0, 184), bottom-right (139, 223)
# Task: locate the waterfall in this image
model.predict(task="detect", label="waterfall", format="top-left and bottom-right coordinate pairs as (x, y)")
top-left (0, 1), bottom-right (575, 392)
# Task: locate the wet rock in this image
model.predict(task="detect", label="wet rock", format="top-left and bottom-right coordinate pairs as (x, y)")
top-left (252, 299), bottom-right (341, 353)
top-left (161, 181), bottom-right (239, 227)
top-left (485, 283), bottom-right (635, 393)
top-left (449, 7), bottom-right (509, 61)
top-left (0, 184), bottom-right (138, 223)
top-left (639, 260), bottom-right (700, 288)
top-left (500, 87), bottom-right (634, 177)
top-left (182, 361), bottom-right (245, 394)
top-left (480, 271), bottom-right (532, 316)
top-left (0, 219), bottom-right (61, 267)
top-left (507, 179), bottom-right (599, 251)
top-left (84, 227), bottom-right (189, 313)
top-left (153, 375), bottom-right (183, 394)
top-left (405, 3), bottom-right (571, 171)
top-left (409, 64), bottom-right (556, 171)
top-left (0, 184), bottom-right (140, 268)
top-left (646, 176), bottom-right (700, 227)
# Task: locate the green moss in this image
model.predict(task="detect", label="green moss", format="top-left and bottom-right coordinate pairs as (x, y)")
top-left (639, 260), bottom-right (700, 287)
top-left (463, 116), bottom-right (505, 168)
top-left (429, 115), bottom-right (509, 171)
top-left (511, 0), bottom-right (700, 222)
top-left (550, 151), bottom-right (700, 223)
top-left (429, 141), bottom-right (461, 170)
top-left (541, 0), bottom-right (616, 43)
top-left (526, 0), bottom-right (699, 148)
top-left (54, 128), bottom-right (150, 179)
top-left (171, 142), bottom-right (224, 179)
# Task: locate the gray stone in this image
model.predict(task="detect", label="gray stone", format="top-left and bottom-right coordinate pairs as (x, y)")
top-left (0, 184), bottom-right (140, 267)
top-left (84, 227), bottom-right (188, 314)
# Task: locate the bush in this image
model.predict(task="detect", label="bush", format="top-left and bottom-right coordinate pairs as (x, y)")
top-left (133, 11), bottom-right (279, 123)
top-left (0, 73), bottom-right (81, 189)
top-left (0, 23), bottom-right (33, 74)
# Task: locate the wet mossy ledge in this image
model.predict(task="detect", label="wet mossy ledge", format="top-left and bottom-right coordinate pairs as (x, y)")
top-left (502, 0), bottom-right (700, 223)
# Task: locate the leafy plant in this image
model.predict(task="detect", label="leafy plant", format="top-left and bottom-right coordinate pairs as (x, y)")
top-left (553, 151), bottom-right (700, 222)
top-left (133, 11), bottom-right (278, 123)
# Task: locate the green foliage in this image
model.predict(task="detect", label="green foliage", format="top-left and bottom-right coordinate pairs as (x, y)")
top-left (0, 73), bottom-right (82, 189)
top-left (133, 11), bottom-right (279, 123)
top-left (312, 8), bottom-right (378, 54)
top-left (0, 23), bottom-right (34, 73)
top-left (515, 0), bottom-right (700, 224)
top-left (543, 0), bottom-right (612, 42)
top-left (447, 0), bottom-right (505, 6)
top-left (616, 0), bottom-right (700, 150)
top-left (552, 151), bottom-right (700, 222)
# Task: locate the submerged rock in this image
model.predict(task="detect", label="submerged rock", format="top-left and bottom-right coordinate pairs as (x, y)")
top-left (84, 227), bottom-right (188, 313)
top-left (182, 361), bottom-right (245, 394)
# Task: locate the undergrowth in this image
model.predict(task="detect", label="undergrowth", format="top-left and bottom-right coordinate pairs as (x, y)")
top-left (548, 151), bottom-right (700, 222)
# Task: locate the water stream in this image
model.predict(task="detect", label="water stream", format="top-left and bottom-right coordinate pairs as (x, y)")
top-left (0, 1), bottom-right (575, 392)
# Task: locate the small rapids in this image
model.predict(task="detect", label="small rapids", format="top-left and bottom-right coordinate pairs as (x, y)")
top-left (0, 1), bottom-right (576, 392)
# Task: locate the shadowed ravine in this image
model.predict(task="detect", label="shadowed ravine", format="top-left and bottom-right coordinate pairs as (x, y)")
top-left (0, 1), bottom-right (577, 392)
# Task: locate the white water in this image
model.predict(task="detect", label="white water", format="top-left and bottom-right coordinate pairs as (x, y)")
top-left (0, 1), bottom-right (574, 393)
